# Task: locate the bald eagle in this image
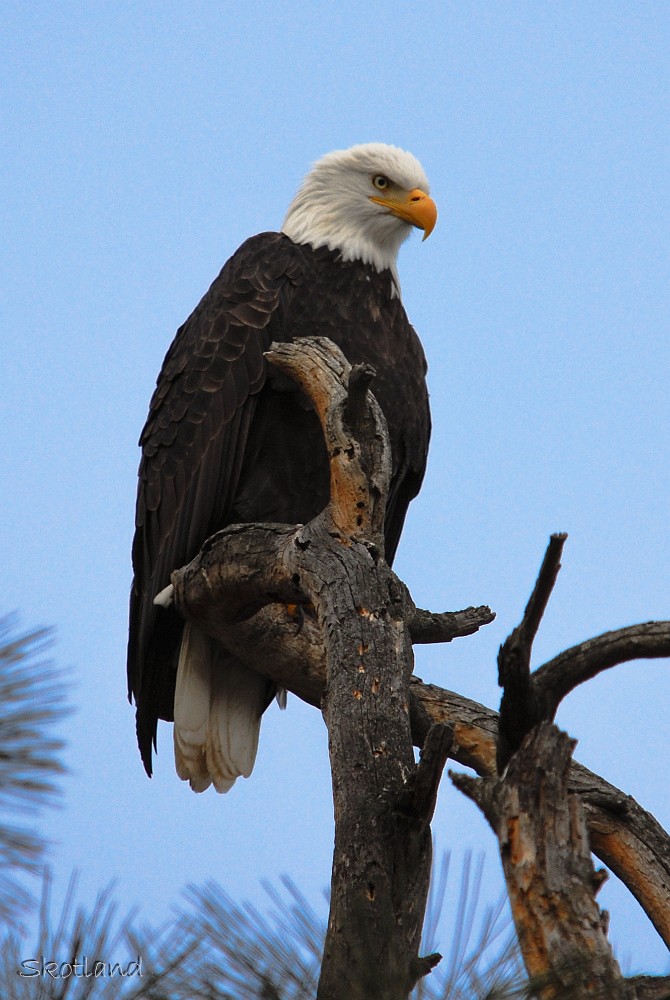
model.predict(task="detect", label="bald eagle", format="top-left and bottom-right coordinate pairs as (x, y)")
top-left (128, 143), bottom-right (436, 792)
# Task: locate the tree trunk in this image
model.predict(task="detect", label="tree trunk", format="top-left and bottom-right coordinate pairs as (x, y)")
top-left (169, 337), bottom-right (670, 996)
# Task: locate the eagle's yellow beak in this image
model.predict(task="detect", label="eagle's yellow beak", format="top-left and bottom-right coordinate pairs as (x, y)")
top-left (369, 188), bottom-right (437, 240)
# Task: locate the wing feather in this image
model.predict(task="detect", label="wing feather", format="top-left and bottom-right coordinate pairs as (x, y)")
top-left (128, 232), bottom-right (304, 773)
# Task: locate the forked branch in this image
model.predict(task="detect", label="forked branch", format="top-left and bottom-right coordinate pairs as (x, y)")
top-left (497, 535), bottom-right (670, 770)
top-left (496, 532), bottom-right (566, 770)
top-left (170, 337), bottom-right (670, 987)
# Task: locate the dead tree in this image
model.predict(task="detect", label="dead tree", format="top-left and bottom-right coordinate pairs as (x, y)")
top-left (171, 337), bottom-right (670, 1000)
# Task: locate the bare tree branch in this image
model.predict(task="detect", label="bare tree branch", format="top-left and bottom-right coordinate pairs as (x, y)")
top-left (171, 338), bottom-right (670, 982)
top-left (266, 339), bottom-right (390, 549)
top-left (452, 728), bottom-right (670, 1000)
top-left (509, 533), bottom-right (567, 650)
top-left (409, 606), bottom-right (496, 644)
top-left (534, 621), bottom-right (670, 716)
top-left (496, 533), bottom-right (567, 771)
top-left (412, 679), bottom-right (670, 950)
top-left (626, 977), bottom-right (670, 1000)
top-left (454, 722), bottom-right (629, 997)
top-left (174, 531), bottom-right (670, 954)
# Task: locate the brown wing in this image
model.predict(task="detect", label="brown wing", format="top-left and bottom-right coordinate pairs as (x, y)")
top-left (127, 232), bottom-right (305, 774)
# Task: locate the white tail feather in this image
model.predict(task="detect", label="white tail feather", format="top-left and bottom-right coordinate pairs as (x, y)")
top-left (173, 624), bottom-right (267, 793)
top-left (153, 583), bottom-right (174, 607)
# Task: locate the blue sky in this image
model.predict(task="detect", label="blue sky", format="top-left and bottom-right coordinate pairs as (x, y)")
top-left (2, 0), bottom-right (669, 975)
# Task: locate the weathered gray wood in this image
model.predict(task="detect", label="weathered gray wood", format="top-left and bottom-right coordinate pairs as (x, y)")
top-left (170, 336), bottom-right (670, 990)
top-left (454, 723), bottom-right (629, 998)
top-left (309, 526), bottom-right (435, 999)
top-left (174, 337), bottom-right (443, 999)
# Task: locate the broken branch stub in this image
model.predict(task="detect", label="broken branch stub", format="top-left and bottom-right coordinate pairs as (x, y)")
top-left (454, 722), bottom-right (629, 998)
top-left (497, 533), bottom-right (567, 771)
top-left (265, 337), bottom-right (391, 551)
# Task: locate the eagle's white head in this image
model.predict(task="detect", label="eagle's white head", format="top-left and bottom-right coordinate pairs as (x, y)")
top-left (282, 143), bottom-right (437, 292)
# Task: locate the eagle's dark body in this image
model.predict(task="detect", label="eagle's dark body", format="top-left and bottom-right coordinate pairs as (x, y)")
top-left (128, 232), bottom-right (431, 775)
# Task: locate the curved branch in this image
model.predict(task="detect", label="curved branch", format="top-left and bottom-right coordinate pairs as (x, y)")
top-left (570, 766), bottom-right (670, 953)
top-left (534, 621), bottom-right (670, 717)
top-left (410, 679), bottom-right (670, 949)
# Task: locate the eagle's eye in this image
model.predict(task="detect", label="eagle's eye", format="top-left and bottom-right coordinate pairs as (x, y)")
top-left (372, 175), bottom-right (390, 191)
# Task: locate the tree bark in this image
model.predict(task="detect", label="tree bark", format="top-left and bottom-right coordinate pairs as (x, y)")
top-left (174, 550), bottom-right (670, 952)
top-left (169, 337), bottom-right (670, 991)
top-left (454, 723), bottom-right (628, 998)
top-left (174, 338), bottom-right (447, 999)
top-left (412, 678), bottom-right (670, 951)
top-left (312, 528), bottom-right (437, 999)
